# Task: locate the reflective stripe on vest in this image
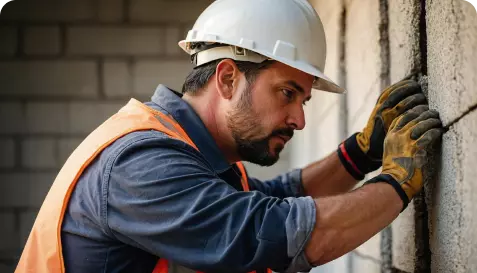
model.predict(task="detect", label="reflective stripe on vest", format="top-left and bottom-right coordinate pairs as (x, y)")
top-left (15, 99), bottom-right (272, 273)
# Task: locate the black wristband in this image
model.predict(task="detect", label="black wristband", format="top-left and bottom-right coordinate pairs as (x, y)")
top-left (365, 174), bottom-right (409, 211)
top-left (337, 142), bottom-right (365, 180)
top-left (338, 133), bottom-right (382, 177)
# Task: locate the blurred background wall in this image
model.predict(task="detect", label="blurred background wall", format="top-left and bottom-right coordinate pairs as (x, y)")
top-left (0, 0), bottom-right (476, 272)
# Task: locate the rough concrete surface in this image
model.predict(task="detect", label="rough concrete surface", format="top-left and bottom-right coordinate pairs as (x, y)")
top-left (356, 233), bottom-right (382, 262)
top-left (388, 0), bottom-right (421, 82)
top-left (429, 109), bottom-right (477, 273)
top-left (427, 0), bottom-right (477, 126)
top-left (345, 0), bottom-right (382, 134)
top-left (387, 1), bottom-right (422, 271)
top-left (351, 253), bottom-right (381, 273)
top-left (392, 202), bottom-right (416, 272)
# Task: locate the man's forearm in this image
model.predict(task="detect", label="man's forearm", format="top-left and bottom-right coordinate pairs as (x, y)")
top-left (301, 152), bottom-right (358, 198)
top-left (304, 182), bottom-right (402, 265)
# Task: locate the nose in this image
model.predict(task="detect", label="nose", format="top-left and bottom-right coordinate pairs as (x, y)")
top-left (286, 104), bottom-right (306, 130)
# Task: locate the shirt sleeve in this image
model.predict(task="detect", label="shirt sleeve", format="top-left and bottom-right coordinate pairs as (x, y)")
top-left (247, 169), bottom-right (306, 199)
top-left (103, 132), bottom-right (316, 273)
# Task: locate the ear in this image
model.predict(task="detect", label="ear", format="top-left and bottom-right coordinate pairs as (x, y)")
top-left (215, 59), bottom-right (240, 100)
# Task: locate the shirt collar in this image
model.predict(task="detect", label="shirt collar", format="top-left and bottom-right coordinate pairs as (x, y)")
top-left (149, 84), bottom-right (232, 173)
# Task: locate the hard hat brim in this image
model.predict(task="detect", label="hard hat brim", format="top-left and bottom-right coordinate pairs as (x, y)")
top-left (179, 39), bottom-right (347, 94)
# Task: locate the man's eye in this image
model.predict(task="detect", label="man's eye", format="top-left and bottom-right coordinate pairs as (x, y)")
top-left (282, 89), bottom-right (294, 99)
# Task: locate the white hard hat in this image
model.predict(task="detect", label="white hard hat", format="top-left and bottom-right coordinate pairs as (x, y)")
top-left (179, 0), bottom-right (346, 94)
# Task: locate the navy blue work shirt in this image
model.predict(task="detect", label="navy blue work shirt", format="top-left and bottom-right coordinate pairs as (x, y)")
top-left (61, 85), bottom-right (317, 273)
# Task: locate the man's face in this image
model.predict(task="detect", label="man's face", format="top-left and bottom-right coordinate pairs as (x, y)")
top-left (227, 62), bottom-right (314, 166)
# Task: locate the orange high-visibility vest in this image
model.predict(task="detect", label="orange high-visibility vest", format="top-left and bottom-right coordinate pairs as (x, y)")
top-left (15, 98), bottom-right (272, 273)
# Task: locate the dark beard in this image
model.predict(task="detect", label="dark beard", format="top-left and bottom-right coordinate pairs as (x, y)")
top-left (234, 127), bottom-right (294, 166)
top-left (227, 84), bottom-right (294, 166)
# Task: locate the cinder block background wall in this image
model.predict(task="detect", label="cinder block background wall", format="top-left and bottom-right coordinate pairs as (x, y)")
top-left (0, 1), bottom-right (292, 271)
top-left (0, 0), bottom-right (476, 273)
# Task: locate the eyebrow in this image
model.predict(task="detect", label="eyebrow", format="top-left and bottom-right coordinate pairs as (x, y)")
top-left (286, 80), bottom-right (312, 101)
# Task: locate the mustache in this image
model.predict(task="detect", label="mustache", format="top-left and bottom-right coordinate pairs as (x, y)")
top-left (270, 128), bottom-right (294, 139)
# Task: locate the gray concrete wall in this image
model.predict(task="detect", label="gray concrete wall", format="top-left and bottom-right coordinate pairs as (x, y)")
top-left (305, 0), bottom-right (477, 272)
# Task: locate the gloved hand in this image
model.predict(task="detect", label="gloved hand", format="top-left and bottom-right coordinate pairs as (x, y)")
top-left (366, 105), bottom-right (443, 210)
top-left (338, 79), bottom-right (427, 180)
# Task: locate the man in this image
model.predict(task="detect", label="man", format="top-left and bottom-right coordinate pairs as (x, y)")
top-left (16, 0), bottom-right (443, 272)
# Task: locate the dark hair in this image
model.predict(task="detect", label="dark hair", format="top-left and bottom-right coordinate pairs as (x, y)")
top-left (181, 59), bottom-right (274, 95)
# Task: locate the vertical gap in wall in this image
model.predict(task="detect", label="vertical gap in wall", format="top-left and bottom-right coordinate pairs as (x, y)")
top-left (126, 57), bottom-right (135, 100)
top-left (123, 0), bottom-right (131, 23)
top-left (378, 1), bottom-right (392, 272)
top-left (15, 103), bottom-right (26, 170)
top-left (339, 0), bottom-right (349, 141)
top-left (414, 1), bottom-right (431, 272)
top-left (419, 0), bottom-right (428, 76)
top-left (13, 207), bottom-right (22, 260)
top-left (98, 59), bottom-right (106, 100)
top-left (93, 0), bottom-right (100, 22)
top-left (16, 24), bottom-right (25, 58)
top-left (379, 0), bottom-right (391, 88)
top-left (59, 23), bottom-right (67, 57)
top-left (414, 192), bottom-right (431, 273)
top-left (381, 227), bottom-right (393, 273)
top-left (338, 1), bottom-right (351, 269)
top-left (53, 138), bottom-right (61, 170)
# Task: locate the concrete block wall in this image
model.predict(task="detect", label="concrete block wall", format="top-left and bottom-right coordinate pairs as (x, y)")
top-left (305, 0), bottom-right (477, 273)
top-left (427, 1), bottom-right (477, 272)
top-left (0, 0), bottom-right (227, 270)
top-left (430, 110), bottom-right (477, 273)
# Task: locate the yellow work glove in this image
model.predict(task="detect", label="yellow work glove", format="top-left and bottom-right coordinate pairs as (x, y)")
top-left (366, 105), bottom-right (443, 210)
top-left (338, 79), bottom-right (427, 180)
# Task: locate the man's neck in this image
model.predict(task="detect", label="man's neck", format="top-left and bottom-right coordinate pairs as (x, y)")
top-left (182, 93), bottom-right (239, 164)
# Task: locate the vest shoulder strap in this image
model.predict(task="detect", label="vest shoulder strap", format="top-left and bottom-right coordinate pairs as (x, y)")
top-left (16, 98), bottom-right (252, 273)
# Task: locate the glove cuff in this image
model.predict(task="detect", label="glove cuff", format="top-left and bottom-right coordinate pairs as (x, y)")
top-left (365, 174), bottom-right (409, 211)
top-left (337, 133), bottom-right (382, 180)
top-left (337, 141), bottom-right (365, 181)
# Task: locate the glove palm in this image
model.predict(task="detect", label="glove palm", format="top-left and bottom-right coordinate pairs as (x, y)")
top-left (367, 105), bottom-right (443, 209)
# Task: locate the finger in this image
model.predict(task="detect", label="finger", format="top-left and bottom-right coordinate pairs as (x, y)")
top-left (416, 128), bottom-right (444, 148)
top-left (385, 83), bottom-right (422, 109)
top-left (396, 105), bottom-right (429, 130)
top-left (411, 118), bottom-right (443, 140)
top-left (377, 80), bottom-right (417, 104)
top-left (381, 81), bottom-right (422, 110)
top-left (391, 93), bottom-right (427, 116)
top-left (389, 113), bottom-right (401, 131)
top-left (411, 109), bottom-right (440, 124)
